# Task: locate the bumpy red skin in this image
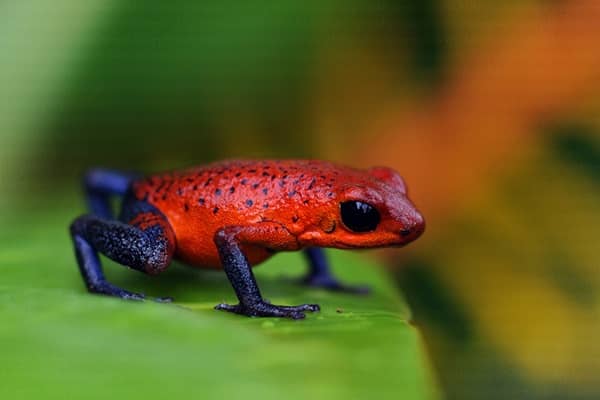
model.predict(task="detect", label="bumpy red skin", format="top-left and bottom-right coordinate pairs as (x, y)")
top-left (131, 160), bottom-right (425, 269)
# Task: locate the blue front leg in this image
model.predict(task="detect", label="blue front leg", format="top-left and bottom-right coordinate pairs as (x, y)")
top-left (214, 227), bottom-right (320, 319)
top-left (302, 247), bottom-right (370, 294)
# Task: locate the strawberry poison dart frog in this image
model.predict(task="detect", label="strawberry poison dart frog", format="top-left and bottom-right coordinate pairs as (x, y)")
top-left (70, 160), bottom-right (425, 319)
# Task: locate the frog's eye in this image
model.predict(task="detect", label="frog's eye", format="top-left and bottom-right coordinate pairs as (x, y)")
top-left (340, 201), bottom-right (380, 232)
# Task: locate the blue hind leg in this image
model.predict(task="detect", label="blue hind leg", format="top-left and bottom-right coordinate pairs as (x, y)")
top-left (70, 208), bottom-right (175, 301)
top-left (84, 168), bottom-right (140, 219)
top-left (71, 172), bottom-right (175, 301)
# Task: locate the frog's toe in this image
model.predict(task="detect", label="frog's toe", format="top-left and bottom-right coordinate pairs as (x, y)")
top-left (277, 303), bottom-right (320, 312)
top-left (89, 282), bottom-right (146, 301)
top-left (331, 283), bottom-right (370, 295)
top-left (122, 291), bottom-right (147, 301)
top-left (214, 303), bottom-right (237, 312)
top-left (153, 296), bottom-right (174, 303)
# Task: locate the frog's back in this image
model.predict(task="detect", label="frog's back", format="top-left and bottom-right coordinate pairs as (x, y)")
top-left (129, 160), bottom-right (362, 268)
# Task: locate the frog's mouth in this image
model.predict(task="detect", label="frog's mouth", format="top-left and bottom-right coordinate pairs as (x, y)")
top-left (329, 230), bottom-right (424, 250)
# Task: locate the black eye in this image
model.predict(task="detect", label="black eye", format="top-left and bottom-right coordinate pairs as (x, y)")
top-left (340, 201), bottom-right (380, 232)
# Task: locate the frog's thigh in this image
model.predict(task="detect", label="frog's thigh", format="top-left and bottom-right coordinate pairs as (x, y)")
top-left (71, 213), bottom-right (175, 276)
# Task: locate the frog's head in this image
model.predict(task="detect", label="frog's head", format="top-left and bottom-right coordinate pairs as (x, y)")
top-left (298, 166), bottom-right (425, 249)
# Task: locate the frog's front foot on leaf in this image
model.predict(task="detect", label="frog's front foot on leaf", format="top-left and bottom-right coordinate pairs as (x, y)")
top-left (215, 301), bottom-right (320, 319)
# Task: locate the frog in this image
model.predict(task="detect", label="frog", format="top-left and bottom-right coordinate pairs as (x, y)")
top-left (69, 159), bottom-right (425, 319)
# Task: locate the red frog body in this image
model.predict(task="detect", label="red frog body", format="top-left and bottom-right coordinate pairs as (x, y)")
top-left (131, 160), bottom-right (424, 269)
top-left (70, 159), bottom-right (424, 319)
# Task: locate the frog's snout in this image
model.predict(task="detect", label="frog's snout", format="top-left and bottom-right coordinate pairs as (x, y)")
top-left (399, 210), bottom-right (425, 242)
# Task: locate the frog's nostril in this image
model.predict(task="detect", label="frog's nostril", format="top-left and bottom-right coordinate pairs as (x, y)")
top-left (400, 216), bottom-right (425, 239)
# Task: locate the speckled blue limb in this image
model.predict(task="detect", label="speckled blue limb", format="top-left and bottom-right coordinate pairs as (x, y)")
top-left (84, 168), bottom-right (140, 219)
top-left (214, 227), bottom-right (320, 319)
top-left (302, 247), bottom-right (370, 294)
top-left (69, 203), bottom-right (174, 302)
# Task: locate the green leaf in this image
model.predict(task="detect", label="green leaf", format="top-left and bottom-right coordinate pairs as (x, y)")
top-left (0, 199), bottom-right (437, 400)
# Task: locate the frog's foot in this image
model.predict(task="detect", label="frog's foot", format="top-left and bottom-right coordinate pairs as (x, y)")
top-left (215, 301), bottom-right (320, 319)
top-left (292, 275), bottom-right (371, 295)
top-left (88, 282), bottom-right (173, 303)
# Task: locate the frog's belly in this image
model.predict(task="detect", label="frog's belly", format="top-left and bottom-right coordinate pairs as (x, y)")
top-left (153, 201), bottom-right (278, 269)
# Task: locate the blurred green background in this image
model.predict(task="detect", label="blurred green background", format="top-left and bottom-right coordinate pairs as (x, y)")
top-left (2, 1), bottom-right (600, 399)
